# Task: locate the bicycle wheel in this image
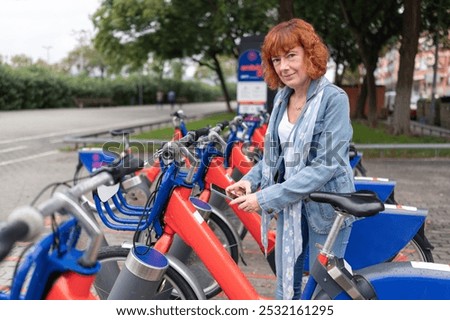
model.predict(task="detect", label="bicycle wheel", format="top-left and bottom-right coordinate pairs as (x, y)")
top-left (208, 191), bottom-right (248, 240)
top-left (185, 211), bottom-right (240, 298)
top-left (136, 210), bottom-right (240, 299)
top-left (389, 233), bottom-right (434, 262)
top-left (383, 193), bottom-right (434, 263)
top-left (94, 246), bottom-right (200, 299)
top-left (354, 161), bottom-right (368, 177)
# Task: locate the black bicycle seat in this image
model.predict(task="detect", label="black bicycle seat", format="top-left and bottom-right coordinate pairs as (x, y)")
top-left (309, 190), bottom-right (384, 218)
top-left (171, 110), bottom-right (186, 118)
top-left (110, 128), bottom-right (135, 136)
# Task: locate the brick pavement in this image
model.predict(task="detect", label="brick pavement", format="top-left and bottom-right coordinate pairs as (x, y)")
top-left (0, 158), bottom-right (449, 298)
top-left (361, 158), bottom-right (450, 264)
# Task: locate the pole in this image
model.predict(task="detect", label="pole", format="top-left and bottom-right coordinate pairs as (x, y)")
top-left (430, 33), bottom-right (439, 125)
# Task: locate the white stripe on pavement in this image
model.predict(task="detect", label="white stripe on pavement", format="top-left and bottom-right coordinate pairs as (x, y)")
top-left (0, 150), bottom-right (59, 167)
top-left (0, 145), bottom-right (27, 153)
top-left (0, 120), bottom-right (153, 145)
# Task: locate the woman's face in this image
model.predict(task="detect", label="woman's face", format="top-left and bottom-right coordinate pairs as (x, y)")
top-left (271, 46), bottom-right (309, 89)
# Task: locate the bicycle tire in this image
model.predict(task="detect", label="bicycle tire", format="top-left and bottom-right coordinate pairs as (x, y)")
top-left (208, 190), bottom-right (248, 240)
top-left (221, 203), bottom-right (248, 240)
top-left (183, 211), bottom-right (240, 298)
top-left (94, 246), bottom-right (200, 299)
top-left (136, 210), bottom-right (240, 299)
top-left (389, 233), bottom-right (434, 263)
top-left (354, 161), bottom-right (368, 177)
top-left (382, 193), bottom-right (434, 263)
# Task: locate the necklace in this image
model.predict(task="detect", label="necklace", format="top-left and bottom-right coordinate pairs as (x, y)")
top-left (295, 102), bottom-right (305, 111)
top-left (292, 97), bottom-right (306, 111)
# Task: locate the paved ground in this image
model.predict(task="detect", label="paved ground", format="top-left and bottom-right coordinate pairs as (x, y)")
top-left (1, 157), bottom-right (448, 299)
top-left (0, 104), bottom-right (449, 298)
top-left (360, 158), bottom-right (450, 264)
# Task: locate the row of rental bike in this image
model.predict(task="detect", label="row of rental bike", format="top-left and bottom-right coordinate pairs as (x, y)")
top-left (1, 110), bottom-right (450, 300)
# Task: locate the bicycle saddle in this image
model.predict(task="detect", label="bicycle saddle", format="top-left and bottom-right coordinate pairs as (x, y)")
top-left (309, 190), bottom-right (384, 218)
top-left (110, 128), bottom-right (135, 136)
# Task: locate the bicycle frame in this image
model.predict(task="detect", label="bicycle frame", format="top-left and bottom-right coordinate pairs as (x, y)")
top-left (300, 193), bottom-right (450, 300)
top-left (88, 135), bottom-right (267, 299)
top-left (200, 144), bottom-right (428, 272)
top-left (200, 157), bottom-right (276, 256)
top-left (149, 164), bottom-right (266, 299)
top-left (0, 218), bottom-right (99, 300)
top-left (86, 123), bottom-right (429, 275)
top-left (0, 171), bottom-right (125, 300)
top-left (214, 125), bottom-right (427, 272)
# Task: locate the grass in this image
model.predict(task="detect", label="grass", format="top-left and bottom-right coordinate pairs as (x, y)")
top-left (65, 113), bottom-right (449, 158)
top-left (132, 112), bottom-right (236, 141)
top-left (351, 120), bottom-right (450, 158)
top-left (129, 116), bottom-right (450, 158)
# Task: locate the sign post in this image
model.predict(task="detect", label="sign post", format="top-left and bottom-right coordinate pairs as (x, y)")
top-left (237, 49), bottom-right (267, 115)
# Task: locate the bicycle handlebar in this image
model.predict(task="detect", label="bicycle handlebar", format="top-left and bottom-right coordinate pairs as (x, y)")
top-left (159, 123), bottom-right (229, 184)
top-left (215, 120), bottom-right (229, 131)
top-left (228, 115), bottom-right (249, 141)
top-left (0, 219), bottom-right (32, 261)
top-left (170, 110), bottom-right (186, 119)
top-left (192, 127), bottom-right (211, 141)
top-left (100, 154), bottom-right (144, 184)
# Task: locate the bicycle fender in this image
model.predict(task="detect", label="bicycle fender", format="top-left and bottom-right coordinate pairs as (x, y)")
top-left (46, 272), bottom-right (98, 300)
top-left (209, 205), bottom-right (243, 257)
top-left (351, 261), bottom-right (450, 299)
top-left (165, 254), bottom-right (207, 300)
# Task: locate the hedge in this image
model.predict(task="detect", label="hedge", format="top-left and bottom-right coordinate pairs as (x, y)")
top-left (0, 64), bottom-right (235, 110)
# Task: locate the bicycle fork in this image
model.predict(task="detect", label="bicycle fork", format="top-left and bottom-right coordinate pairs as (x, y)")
top-left (154, 187), bottom-right (266, 300)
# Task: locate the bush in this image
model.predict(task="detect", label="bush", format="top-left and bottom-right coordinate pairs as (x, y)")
top-left (0, 65), bottom-right (230, 110)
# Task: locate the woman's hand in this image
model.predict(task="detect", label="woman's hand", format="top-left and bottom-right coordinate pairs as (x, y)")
top-left (226, 180), bottom-right (261, 212)
top-left (225, 180), bottom-right (251, 198)
top-left (229, 193), bottom-right (261, 213)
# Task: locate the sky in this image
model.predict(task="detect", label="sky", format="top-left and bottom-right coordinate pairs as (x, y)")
top-left (0, 0), bottom-right (102, 64)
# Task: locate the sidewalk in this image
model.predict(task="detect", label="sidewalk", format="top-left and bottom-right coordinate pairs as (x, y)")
top-left (1, 158), bottom-right (449, 299)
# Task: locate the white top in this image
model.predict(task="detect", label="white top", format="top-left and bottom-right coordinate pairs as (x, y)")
top-left (278, 109), bottom-right (295, 144)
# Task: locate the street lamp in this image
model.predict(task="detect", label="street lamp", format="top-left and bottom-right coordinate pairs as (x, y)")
top-left (42, 45), bottom-right (52, 63)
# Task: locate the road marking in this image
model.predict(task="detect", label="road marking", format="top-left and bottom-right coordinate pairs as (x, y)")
top-left (0, 150), bottom-right (59, 167)
top-left (0, 120), bottom-right (162, 145)
top-left (0, 145), bottom-right (27, 153)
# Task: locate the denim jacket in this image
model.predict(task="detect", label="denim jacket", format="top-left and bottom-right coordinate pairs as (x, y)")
top-left (243, 77), bottom-right (355, 234)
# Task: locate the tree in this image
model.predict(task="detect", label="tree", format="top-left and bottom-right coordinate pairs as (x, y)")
top-left (9, 54), bottom-right (33, 68)
top-left (392, 0), bottom-right (422, 135)
top-left (278, 0), bottom-right (294, 22)
top-left (420, 0), bottom-right (450, 128)
top-left (337, 0), bottom-right (403, 127)
top-left (61, 45), bottom-right (108, 77)
top-left (92, 0), bottom-right (278, 112)
top-left (296, 0), bottom-right (361, 87)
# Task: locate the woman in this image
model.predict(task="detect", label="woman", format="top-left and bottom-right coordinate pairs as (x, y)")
top-left (226, 18), bottom-right (355, 299)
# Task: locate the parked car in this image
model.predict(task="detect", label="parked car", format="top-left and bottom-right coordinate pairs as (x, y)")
top-left (384, 91), bottom-right (417, 120)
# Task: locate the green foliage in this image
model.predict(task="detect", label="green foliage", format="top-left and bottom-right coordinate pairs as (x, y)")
top-left (91, 0), bottom-right (277, 111)
top-left (0, 64), bottom-right (72, 110)
top-left (352, 120), bottom-right (450, 157)
top-left (133, 112), bottom-right (236, 140)
top-left (352, 120), bottom-right (448, 144)
top-left (0, 64), bottom-right (229, 111)
top-left (93, 0), bottom-right (276, 66)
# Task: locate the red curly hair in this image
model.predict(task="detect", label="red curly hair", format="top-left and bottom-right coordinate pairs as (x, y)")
top-left (261, 18), bottom-right (329, 89)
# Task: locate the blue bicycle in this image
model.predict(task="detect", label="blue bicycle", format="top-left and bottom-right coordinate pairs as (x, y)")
top-left (302, 191), bottom-right (450, 300)
top-left (0, 156), bottom-right (157, 300)
top-left (93, 135), bottom-right (450, 300)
